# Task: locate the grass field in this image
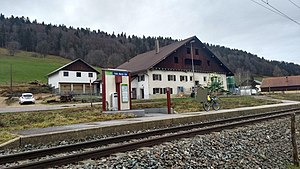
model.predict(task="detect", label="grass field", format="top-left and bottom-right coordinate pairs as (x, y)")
top-left (0, 48), bottom-right (70, 85)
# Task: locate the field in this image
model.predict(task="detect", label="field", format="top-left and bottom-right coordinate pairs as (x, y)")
top-left (0, 48), bottom-right (70, 85)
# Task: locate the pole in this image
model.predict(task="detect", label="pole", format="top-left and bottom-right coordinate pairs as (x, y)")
top-left (90, 79), bottom-right (92, 107)
top-left (190, 40), bottom-right (196, 99)
top-left (166, 87), bottom-right (171, 114)
top-left (10, 64), bottom-right (12, 97)
top-left (291, 113), bottom-right (299, 166)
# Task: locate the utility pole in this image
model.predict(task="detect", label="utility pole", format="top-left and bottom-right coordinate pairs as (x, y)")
top-left (10, 64), bottom-right (12, 97)
top-left (190, 40), bottom-right (196, 98)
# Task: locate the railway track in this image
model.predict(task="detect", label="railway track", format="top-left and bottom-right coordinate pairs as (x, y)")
top-left (1, 107), bottom-right (300, 169)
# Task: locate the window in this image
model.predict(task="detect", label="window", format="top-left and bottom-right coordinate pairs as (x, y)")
top-left (180, 75), bottom-right (188, 82)
top-left (63, 71), bottom-right (69, 77)
top-left (76, 72), bottom-right (81, 77)
top-left (153, 88), bottom-right (161, 94)
top-left (195, 49), bottom-right (199, 55)
top-left (168, 75), bottom-right (176, 81)
top-left (185, 59), bottom-right (192, 65)
top-left (88, 73), bottom-right (93, 77)
top-left (140, 75), bottom-right (145, 81)
top-left (190, 76), bottom-right (193, 81)
top-left (163, 88), bottom-right (173, 94)
top-left (203, 76), bottom-right (207, 82)
top-left (174, 56), bottom-right (178, 63)
top-left (153, 74), bottom-right (162, 81)
top-left (194, 60), bottom-right (202, 66)
top-left (187, 48), bottom-right (191, 54)
top-left (207, 60), bottom-right (210, 66)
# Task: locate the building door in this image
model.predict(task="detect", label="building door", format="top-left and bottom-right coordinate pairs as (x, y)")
top-left (132, 88), bottom-right (137, 99)
top-left (140, 89), bottom-right (144, 99)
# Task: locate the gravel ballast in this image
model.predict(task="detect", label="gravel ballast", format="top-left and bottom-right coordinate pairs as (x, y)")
top-left (61, 117), bottom-right (296, 169)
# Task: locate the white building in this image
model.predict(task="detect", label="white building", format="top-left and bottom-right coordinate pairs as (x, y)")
top-left (118, 36), bottom-right (234, 99)
top-left (48, 58), bottom-right (100, 94)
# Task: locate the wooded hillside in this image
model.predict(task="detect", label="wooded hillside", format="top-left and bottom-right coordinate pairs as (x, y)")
top-left (1, 14), bottom-right (299, 78)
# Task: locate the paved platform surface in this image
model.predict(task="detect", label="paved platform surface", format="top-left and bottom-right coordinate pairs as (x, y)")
top-left (0, 102), bottom-right (101, 114)
top-left (16, 99), bottom-right (300, 136)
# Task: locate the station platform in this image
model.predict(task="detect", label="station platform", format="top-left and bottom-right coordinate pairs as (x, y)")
top-left (1, 100), bottom-right (300, 149)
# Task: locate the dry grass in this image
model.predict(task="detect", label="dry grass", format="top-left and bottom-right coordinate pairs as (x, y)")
top-left (0, 106), bottom-right (134, 144)
top-left (0, 96), bottom-right (279, 144)
top-left (133, 96), bottom-right (279, 113)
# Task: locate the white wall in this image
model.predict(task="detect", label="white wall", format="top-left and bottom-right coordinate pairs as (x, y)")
top-left (48, 70), bottom-right (98, 89)
top-left (132, 70), bottom-right (227, 99)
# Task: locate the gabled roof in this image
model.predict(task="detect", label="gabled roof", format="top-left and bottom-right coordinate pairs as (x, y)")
top-left (48, 58), bottom-right (100, 76)
top-left (118, 37), bottom-right (193, 73)
top-left (261, 76), bottom-right (300, 88)
top-left (117, 36), bottom-right (233, 75)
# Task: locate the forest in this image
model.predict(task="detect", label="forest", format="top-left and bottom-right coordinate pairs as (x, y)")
top-left (1, 14), bottom-right (300, 79)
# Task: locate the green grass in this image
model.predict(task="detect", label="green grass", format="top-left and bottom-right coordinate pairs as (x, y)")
top-left (0, 48), bottom-right (71, 85)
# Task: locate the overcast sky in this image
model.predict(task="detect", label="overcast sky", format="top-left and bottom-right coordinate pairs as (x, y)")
top-left (1, 0), bottom-right (300, 64)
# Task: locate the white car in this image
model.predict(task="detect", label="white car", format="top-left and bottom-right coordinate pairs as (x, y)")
top-left (19, 93), bottom-right (35, 104)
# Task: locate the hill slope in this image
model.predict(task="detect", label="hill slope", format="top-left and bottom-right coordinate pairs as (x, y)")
top-left (1, 14), bottom-right (300, 80)
top-left (0, 48), bottom-right (70, 85)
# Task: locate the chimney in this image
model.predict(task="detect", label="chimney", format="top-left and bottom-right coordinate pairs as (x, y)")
top-left (155, 39), bottom-right (159, 54)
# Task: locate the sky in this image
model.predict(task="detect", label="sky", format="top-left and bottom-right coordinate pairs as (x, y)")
top-left (1, 0), bottom-right (300, 64)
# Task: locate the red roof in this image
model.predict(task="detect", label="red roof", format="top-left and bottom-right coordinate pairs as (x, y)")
top-left (117, 37), bottom-right (194, 73)
top-left (117, 36), bottom-right (233, 76)
top-left (261, 76), bottom-right (300, 88)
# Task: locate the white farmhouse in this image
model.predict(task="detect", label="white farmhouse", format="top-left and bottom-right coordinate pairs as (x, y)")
top-left (48, 58), bottom-right (100, 94)
top-left (117, 36), bottom-right (233, 99)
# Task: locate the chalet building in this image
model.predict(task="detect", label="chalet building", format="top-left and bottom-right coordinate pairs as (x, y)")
top-left (48, 58), bottom-right (100, 95)
top-left (261, 76), bottom-right (300, 92)
top-left (117, 36), bottom-right (233, 99)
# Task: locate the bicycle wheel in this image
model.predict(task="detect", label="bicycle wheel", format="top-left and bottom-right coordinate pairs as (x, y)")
top-left (203, 102), bottom-right (210, 111)
top-left (212, 102), bottom-right (220, 110)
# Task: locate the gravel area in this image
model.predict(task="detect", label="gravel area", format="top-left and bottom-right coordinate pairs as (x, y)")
top-left (60, 117), bottom-right (297, 169)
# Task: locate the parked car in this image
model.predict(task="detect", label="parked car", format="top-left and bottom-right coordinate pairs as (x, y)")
top-left (19, 93), bottom-right (35, 104)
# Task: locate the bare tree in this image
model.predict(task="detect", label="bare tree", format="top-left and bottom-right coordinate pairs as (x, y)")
top-left (6, 41), bottom-right (19, 56)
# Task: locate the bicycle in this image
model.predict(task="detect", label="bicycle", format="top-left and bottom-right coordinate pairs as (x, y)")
top-left (203, 96), bottom-right (220, 111)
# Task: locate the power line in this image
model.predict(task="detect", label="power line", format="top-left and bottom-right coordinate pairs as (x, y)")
top-left (288, 0), bottom-right (300, 10)
top-left (249, 0), bottom-right (284, 17)
top-left (250, 0), bottom-right (300, 26)
top-left (261, 0), bottom-right (300, 25)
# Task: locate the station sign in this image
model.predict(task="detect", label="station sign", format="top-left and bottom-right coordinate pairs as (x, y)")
top-left (105, 70), bottom-right (128, 76)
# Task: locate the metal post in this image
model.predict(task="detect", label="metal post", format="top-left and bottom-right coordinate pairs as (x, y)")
top-left (90, 79), bottom-right (92, 107)
top-left (190, 40), bottom-right (196, 98)
top-left (166, 87), bottom-right (171, 114)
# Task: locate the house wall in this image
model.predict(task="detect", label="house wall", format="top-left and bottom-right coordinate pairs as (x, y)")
top-left (48, 70), bottom-right (97, 94)
top-left (132, 70), bottom-right (227, 100)
top-left (154, 42), bottom-right (228, 74)
top-left (261, 86), bottom-right (300, 92)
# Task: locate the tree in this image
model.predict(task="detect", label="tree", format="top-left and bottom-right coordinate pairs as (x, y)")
top-left (6, 41), bottom-right (19, 56)
top-left (35, 40), bottom-right (49, 57)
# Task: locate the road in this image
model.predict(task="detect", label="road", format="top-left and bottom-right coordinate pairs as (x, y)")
top-left (0, 102), bottom-right (101, 114)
